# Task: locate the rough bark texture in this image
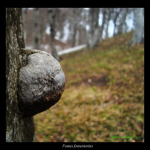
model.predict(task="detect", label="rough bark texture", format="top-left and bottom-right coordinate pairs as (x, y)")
top-left (130, 8), bottom-right (144, 45)
top-left (6, 8), bottom-right (35, 142)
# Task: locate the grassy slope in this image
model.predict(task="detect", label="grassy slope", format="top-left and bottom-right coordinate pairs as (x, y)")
top-left (34, 32), bottom-right (144, 142)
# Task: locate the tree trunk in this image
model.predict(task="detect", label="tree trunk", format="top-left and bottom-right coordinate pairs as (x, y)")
top-left (71, 8), bottom-right (82, 47)
top-left (86, 8), bottom-right (100, 51)
top-left (117, 8), bottom-right (128, 35)
top-left (6, 8), bottom-right (35, 142)
top-left (48, 8), bottom-right (59, 61)
top-left (100, 8), bottom-right (106, 41)
top-left (112, 8), bottom-right (122, 36)
top-left (34, 8), bottom-right (40, 49)
top-left (71, 25), bottom-right (77, 47)
top-left (86, 8), bottom-right (94, 50)
top-left (82, 8), bottom-right (88, 44)
top-left (38, 8), bottom-right (48, 50)
top-left (105, 8), bottom-right (112, 38)
top-left (6, 8), bottom-right (65, 142)
top-left (129, 8), bottom-right (144, 45)
top-left (75, 30), bottom-right (80, 46)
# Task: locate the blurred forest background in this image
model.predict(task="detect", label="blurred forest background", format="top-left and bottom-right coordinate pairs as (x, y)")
top-left (22, 8), bottom-right (144, 142)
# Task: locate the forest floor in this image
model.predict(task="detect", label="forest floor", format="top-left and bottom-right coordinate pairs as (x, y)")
top-left (34, 32), bottom-right (144, 142)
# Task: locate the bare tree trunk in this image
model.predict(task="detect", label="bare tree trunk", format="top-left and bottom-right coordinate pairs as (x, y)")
top-left (48, 8), bottom-right (59, 61)
top-left (124, 21), bottom-right (128, 33)
top-left (71, 8), bottom-right (82, 47)
top-left (86, 8), bottom-right (94, 50)
top-left (86, 8), bottom-right (100, 51)
top-left (6, 8), bottom-right (35, 142)
top-left (117, 8), bottom-right (128, 35)
top-left (6, 8), bottom-right (65, 142)
top-left (100, 8), bottom-right (106, 41)
top-left (71, 24), bottom-right (77, 47)
top-left (58, 11), bottom-right (65, 40)
top-left (112, 8), bottom-right (122, 36)
top-left (67, 19), bottom-right (73, 44)
top-left (129, 8), bottom-right (144, 45)
top-left (105, 8), bottom-right (112, 38)
top-left (83, 8), bottom-right (88, 44)
top-left (34, 8), bottom-right (40, 49)
top-left (75, 30), bottom-right (80, 46)
top-left (71, 9), bottom-right (76, 47)
top-left (38, 8), bottom-right (48, 50)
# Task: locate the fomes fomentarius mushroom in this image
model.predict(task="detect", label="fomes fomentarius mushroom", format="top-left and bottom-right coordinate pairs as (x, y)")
top-left (18, 49), bottom-right (65, 118)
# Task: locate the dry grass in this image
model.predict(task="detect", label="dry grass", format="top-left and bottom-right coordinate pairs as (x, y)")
top-left (34, 32), bottom-right (144, 142)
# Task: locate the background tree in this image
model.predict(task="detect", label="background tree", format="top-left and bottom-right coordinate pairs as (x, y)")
top-left (117, 8), bottom-right (128, 35)
top-left (48, 8), bottom-right (59, 61)
top-left (112, 8), bottom-right (122, 36)
top-left (39, 8), bottom-right (49, 50)
top-left (34, 8), bottom-right (40, 49)
top-left (22, 8), bottom-right (28, 45)
top-left (105, 8), bottom-right (113, 38)
top-left (123, 8), bottom-right (134, 33)
top-left (55, 8), bottom-right (66, 41)
top-left (80, 8), bottom-right (89, 44)
top-left (6, 8), bottom-right (35, 142)
top-left (72, 8), bottom-right (82, 47)
top-left (71, 8), bottom-right (78, 47)
top-left (99, 8), bottom-right (106, 41)
top-left (129, 8), bottom-right (144, 45)
top-left (86, 8), bottom-right (100, 50)
top-left (22, 8), bottom-right (34, 49)
top-left (22, 8), bottom-right (138, 53)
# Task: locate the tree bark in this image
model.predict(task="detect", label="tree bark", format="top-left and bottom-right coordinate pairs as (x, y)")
top-left (6, 8), bottom-right (35, 142)
top-left (129, 8), bottom-right (144, 45)
top-left (6, 8), bottom-right (65, 142)
top-left (34, 8), bottom-right (40, 49)
top-left (48, 8), bottom-right (59, 61)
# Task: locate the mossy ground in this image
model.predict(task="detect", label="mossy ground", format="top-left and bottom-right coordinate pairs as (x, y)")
top-left (34, 32), bottom-right (144, 142)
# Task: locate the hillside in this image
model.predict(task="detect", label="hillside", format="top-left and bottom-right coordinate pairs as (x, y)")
top-left (34, 32), bottom-right (144, 142)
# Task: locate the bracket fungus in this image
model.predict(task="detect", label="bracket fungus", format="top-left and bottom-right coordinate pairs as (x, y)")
top-left (18, 49), bottom-right (65, 118)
